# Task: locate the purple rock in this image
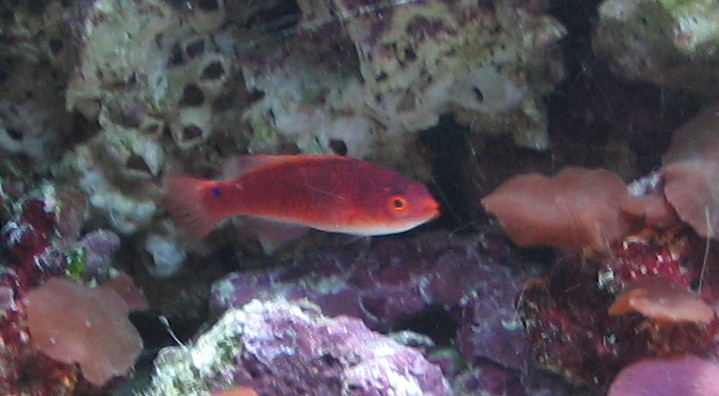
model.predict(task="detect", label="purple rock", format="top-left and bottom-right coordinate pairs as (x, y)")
top-left (210, 231), bottom-right (533, 331)
top-left (77, 229), bottom-right (121, 275)
top-left (149, 299), bottom-right (453, 396)
top-left (453, 361), bottom-right (577, 396)
top-left (455, 266), bottom-right (529, 371)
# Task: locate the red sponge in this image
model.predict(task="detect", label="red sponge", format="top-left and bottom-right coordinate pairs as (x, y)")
top-left (24, 277), bottom-right (142, 387)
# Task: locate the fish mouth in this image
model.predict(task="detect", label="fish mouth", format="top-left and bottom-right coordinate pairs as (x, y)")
top-left (426, 199), bottom-right (441, 219)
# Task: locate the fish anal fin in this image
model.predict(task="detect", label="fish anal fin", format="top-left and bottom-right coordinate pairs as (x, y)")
top-left (163, 175), bottom-right (222, 240)
top-left (232, 216), bottom-right (310, 254)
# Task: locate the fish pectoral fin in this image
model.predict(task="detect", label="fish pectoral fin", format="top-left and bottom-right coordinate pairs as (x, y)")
top-left (231, 216), bottom-right (310, 254)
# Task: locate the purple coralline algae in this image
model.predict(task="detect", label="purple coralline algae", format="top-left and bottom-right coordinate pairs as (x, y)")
top-left (148, 298), bottom-right (452, 396)
top-left (455, 280), bottom-right (528, 372)
top-left (208, 231), bottom-right (580, 395)
top-left (210, 231), bottom-right (528, 331)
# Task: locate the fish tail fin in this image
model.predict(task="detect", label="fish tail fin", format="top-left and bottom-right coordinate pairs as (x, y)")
top-left (163, 175), bottom-right (222, 239)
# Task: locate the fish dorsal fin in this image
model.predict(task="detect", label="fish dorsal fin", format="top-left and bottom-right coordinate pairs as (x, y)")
top-left (220, 154), bottom-right (342, 181)
top-left (220, 155), bottom-right (290, 181)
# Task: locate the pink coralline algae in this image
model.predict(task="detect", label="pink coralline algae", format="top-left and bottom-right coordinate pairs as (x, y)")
top-left (608, 355), bottom-right (719, 396)
top-left (0, 195), bottom-right (144, 393)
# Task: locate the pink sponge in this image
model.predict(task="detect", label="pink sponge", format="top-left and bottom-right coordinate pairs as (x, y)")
top-left (481, 167), bottom-right (632, 250)
top-left (24, 277), bottom-right (143, 387)
top-left (662, 102), bottom-right (719, 239)
top-left (608, 355), bottom-right (719, 396)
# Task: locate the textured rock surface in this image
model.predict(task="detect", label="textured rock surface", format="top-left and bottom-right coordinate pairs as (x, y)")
top-left (210, 231), bottom-right (533, 331)
top-left (147, 298), bottom-right (452, 396)
top-left (0, 194), bottom-right (142, 394)
top-left (594, 0), bottom-right (719, 92)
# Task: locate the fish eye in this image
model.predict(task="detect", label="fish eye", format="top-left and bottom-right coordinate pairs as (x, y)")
top-left (389, 195), bottom-right (408, 212)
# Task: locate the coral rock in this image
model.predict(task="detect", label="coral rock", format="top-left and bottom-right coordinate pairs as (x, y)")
top-left (211, 231), bottom-right (528, 331)
top-left (594, 0), bottom-right (719, 93)
top-left (148, 299), bottom-right (451, 396)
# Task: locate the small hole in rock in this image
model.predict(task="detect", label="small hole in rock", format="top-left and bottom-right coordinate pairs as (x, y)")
top-left (126, 154), bottom-right (152, 174)
top-left (198, 0), bottom-right (220, 11)
top-left (49, 39), bottom-right (64, 55)
top-left (248, 89), bottom-right (265, 103)
top-left (168, 42), bottom-right (183, 66)
top-left (143, 124), bottom-right (161, 134)
top-left (6, 128), bottom-right (23, 141)
top-left (247, 364), bottom-right (262, 379)
top-left (404, 47), bottom-right (417, 61)
top-left (182, 125), bottom-right (204, 142)
top-left (28, 2), bottom-right (47, 13)
top-left (212, 90), bottom-right (236, 112)
top-left (179, 84), bottom-right (205, 107)
top-left (472, 87), bottom-right (484, 103)
top-left (0, 59), bottom-right (12, 84)
top-left (201, 61), bottom-right (225, 80)
top-left (185, 40), bottom-right (205, 59)
top-left (329, 139), bottom-right (347, 155)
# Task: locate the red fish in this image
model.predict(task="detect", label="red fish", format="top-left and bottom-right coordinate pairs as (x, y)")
top-left (211, 387), bottom-right (258, 396)
top-left (164, 154), bottom-right (440, 243)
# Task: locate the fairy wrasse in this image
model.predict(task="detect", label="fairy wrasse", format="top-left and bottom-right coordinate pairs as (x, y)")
top-left (163, 154), bottom-right (440, 241)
